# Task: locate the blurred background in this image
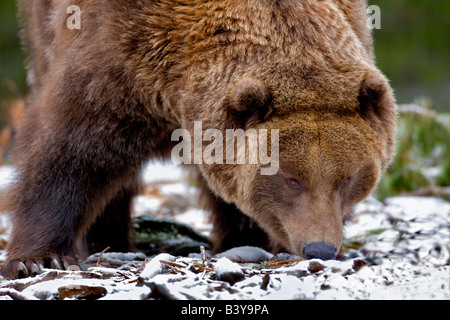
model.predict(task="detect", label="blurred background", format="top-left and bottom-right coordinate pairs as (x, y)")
top-left (0, 0), bottom-right (449, 199)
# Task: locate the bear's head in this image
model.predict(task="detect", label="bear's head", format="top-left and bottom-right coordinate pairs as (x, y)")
top-left (179, 61), bottom-right (396, 259)
top-left (170, 0), bottom-right (397, 260)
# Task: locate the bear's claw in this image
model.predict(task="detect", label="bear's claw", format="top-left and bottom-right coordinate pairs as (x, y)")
top-left (1, 256), bottom-right (78, 279)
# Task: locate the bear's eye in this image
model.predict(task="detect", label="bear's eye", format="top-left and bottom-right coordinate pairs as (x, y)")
top-left (287, 178), bottom-right (301, 190)
top-left (340, 177), bottom-right (351, 188)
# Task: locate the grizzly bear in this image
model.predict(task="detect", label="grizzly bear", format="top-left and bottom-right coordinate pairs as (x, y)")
top-left (1, 0), bottom-right (396, 279)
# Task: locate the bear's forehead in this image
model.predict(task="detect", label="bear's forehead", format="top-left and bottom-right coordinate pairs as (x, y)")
top-left (272, 114), bottom-right (380, 168)
top-left (258, 62), bottom-right (367, 116)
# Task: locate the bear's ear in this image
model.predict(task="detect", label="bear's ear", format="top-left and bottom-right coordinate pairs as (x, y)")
top-left (357, 71), bottom-right (396, 137)
top-left (227, 78), bottom-right (273, 127)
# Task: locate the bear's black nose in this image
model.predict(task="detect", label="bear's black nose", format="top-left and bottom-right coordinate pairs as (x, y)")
top-left (302, 242), bottom-right (337, 260)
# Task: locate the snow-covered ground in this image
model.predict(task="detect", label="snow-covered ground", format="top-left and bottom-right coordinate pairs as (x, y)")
top-left (0, 163), bottom-right (449, 300)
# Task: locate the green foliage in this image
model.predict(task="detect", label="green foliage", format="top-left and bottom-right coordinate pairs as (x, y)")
top-left (133, 215), bottom-right (210, 256)
top-left (371, 0), bottom-right (450, 112)
top-left (375, 100), bottom-right (450, 200)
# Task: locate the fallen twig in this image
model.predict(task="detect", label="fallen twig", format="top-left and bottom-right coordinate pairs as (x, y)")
top-left (160, 260), bottom-right (187, 269)
top-left (265, 259), bottom-right (305, 269)
top-left (96, 246), bottom-right (111, 267)
top-left (116, 270), bottom-right (134, 280)
top-left (160, 260), bottom-right (187, 274)
top-left (200, 245), bottom-right (207, 264)
top-left (137, 258), bottom-right (147, 273)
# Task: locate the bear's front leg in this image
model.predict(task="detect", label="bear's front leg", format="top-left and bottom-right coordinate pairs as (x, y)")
top-left (1, 101), bottom-right (148, 279)
top-left (2, 157), bottom-right (99, 279)
top-left (200, 187), bottom-right (274, 254)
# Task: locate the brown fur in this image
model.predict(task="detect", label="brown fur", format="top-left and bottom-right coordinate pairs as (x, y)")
top-left (1, 0), bottom-right (396, 278)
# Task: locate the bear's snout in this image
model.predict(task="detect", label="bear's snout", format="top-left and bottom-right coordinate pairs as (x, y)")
top-left (302, 242), bottom-right (337, 260)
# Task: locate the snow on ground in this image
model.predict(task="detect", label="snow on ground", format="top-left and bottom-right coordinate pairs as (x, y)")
top-left (0, 163), bottom-right (449, 300)
top-left (0, 166), bottom-right (14, 188)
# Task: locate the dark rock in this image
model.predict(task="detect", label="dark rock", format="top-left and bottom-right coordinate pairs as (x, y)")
top-left (308, 261), bottom-right (325, 273)
top-left (58, 285), bottom-right (107, 300)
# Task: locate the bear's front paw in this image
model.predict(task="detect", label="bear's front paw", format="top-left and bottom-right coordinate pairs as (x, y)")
top-left (1, 256), bottom-right (78, 280)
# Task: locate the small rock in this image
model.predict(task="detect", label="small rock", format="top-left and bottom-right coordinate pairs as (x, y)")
top-left (139, 253), bottom-right (176, 280)
top-left (352, 259), bottom-right (367, 271)
top-left (215, 246), bottom-right (273, 262)
top-left (214, 257), bottom-right (245, 285)
top-left (260, 273), bottom-right (270, 291)
top-left (58, 285), bottom-right (107, 300)
top-left (308, 260), bottom-right (326, 273)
